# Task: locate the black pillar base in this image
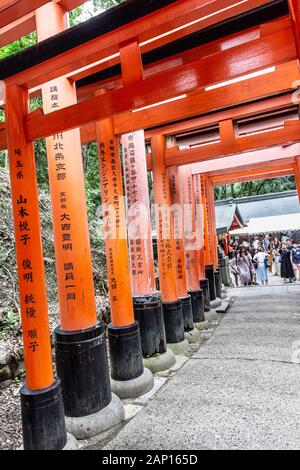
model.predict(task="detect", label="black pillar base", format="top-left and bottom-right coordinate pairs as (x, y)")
top-left (215, 269), bottom-right (222, 299)
top-left (55, 322), bottom-right (111, 417)
top-left (188, 289), bottom-right (205, 323)
top-left (205, 264), bottom-right (217, 301)
top-left (162, 300), bottom-right (185, 343)
top-left (108, 321), bottom-right (144, 381)
top-left (133, 293), bottom-right (167, 357)
top-left (20, 377), bottom-right (67, 450)
top-left (180, 295), bottom-right (194, 332)
top-left (200, 278), bottom-right (210, 312)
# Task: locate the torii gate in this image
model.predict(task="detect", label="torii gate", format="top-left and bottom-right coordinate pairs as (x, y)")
top-left (1, 0), bottom-right (300, 450)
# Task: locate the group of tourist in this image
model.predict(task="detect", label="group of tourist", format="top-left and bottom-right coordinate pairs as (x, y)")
top-left (227, 234), bottom-right (300, 286)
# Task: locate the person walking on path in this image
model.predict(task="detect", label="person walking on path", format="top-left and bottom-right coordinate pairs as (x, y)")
top-left (249, 247), bottom-right (259, 285)
top-left (253, 247), bottom-right (269, 285)
top-left (262, 234), bottom-right (270, 252)
top-left (273, 244), bottom-right (281, 276)
top-left (279, 242), bottom-right (295, 283)
top-left (291, 242), bottom-right (300, 281)
top-left (237, 246), bottom-right (253, 286)
top-left (252, 236), bottom-right (260, 251)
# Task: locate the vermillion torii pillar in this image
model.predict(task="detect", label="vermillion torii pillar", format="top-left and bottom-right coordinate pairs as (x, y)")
top-left (5, 85), bottom-right (67, 450)
top-left (36, 2), bottom-right (124, 439)
top-left (168, 164), bottom-right (201, 341)
top-left (167, 135), bottom-right (198, 341)
top-left (151, 134), bottom-right (189, 355)
top-left (295, 164), bottom-right (300, 203)
top-left (122, 130), bottom-right (175, 371)
top-left (201, 175), bottom-right (220, 310)
top-left (289, 0), bottom-right (300, 199)
top-left (178, 165), bottom-right (208, 331)
top-left (193, 174), bottom-right (211, 314)
top-left (206, 177), bottom-right (222, 301)
top-left (119, 41), bottom-right (174, 370)
top-left (96, 116), bottom-right (154, 398)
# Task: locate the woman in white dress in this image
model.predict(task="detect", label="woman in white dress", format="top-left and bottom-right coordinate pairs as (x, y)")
top-left (253, 247), bottom-right (269, 285)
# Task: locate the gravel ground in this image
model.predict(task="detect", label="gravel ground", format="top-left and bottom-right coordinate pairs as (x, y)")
top-left (0, 382), bottom-right (22, 450)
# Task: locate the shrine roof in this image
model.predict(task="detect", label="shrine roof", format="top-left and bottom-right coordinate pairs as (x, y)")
top-left (215, 190), bottom-right (300, 223)
top-left (215, 203), bottom-right (247, 234)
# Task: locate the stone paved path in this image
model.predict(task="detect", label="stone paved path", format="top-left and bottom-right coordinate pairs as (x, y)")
top-left (105, 281), bottom-right (300, 450)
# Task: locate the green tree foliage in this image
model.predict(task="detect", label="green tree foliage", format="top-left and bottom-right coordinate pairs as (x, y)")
top-left (214, 176), bottom-right (296, 201)
top-left (0, 32), bottom-right (37, 59)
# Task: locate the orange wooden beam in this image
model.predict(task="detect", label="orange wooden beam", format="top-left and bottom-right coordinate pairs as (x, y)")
top-left (207, 157), bottom-right (296, 177)
top-left (143, 94), bottom-right (294, 140)
top-left (76, 16), bottom-right (294, 97)
top-left (0, 92), bottom-right (294, 152)
top-left (212, 169), bottom-right (295, 185)
top-left (3, 0), bottom-right (276, 89)
top-left (0, 0), bottom-right (85, 47)
top-left (219, 119), bottom-right (235, 144)
top-left (191, 146), bottom-right (300, 175)
top-left (0, 0), bottom-right (83, 29)
top-left (24, 56), bottom-right (299, 142)
top-left (0, 0), bottom-right (49, 29)
top-left (165, 120), bottom-right (300, 167)
top-left (211, 163), bottom-right (296, 179)
top-left (211, 165), bottom-right (295, 185)
top-left (119, 40), bottom-right (144, 86)
top-left (0, 11), bottom-right (36, 48)
top-left (115, 60), bottom-right (299, 136)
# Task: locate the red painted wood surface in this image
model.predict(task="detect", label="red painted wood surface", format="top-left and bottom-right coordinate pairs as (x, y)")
top-left (165, 120), bottom-right (300, 167)
top-left (77, 16), bottom-right (294, 98)
top-left (96, 116), bottom-right (135, 327)
top-left (77, 93), bottom-right (293, 146)
top-left (116, 61), bottom-right (299, 136)
top-left (191, 147), bottom-right (299, 175)
top-left (24, 60), bottom-right (300, 142)
top-left (178, 165), bottom-right (200, 292)
top-left (193, 174), bottom-right (206, 281)
top-left (168, 164), bottom-right (188, 299)
top-left (4, 0), bottom-right (271, 89)
top-left (152, 134), bottom-right (178, 303)
top-left (5, 85), bottom-right (54, 390)
top-left (206, 178), bottom-right (218, 269)
top-left (122, 131), bottom-right (157, 297)
top-left (289, 0), bottom-right (300, 58)
top-left (0, 0), bottom-right (83, 31)
top-left (200, 175), bottom-right (212, 266)
top-left (212, 168), bottom-right (294, 184)
top-left (36, 1), bottom-right (98, 331)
